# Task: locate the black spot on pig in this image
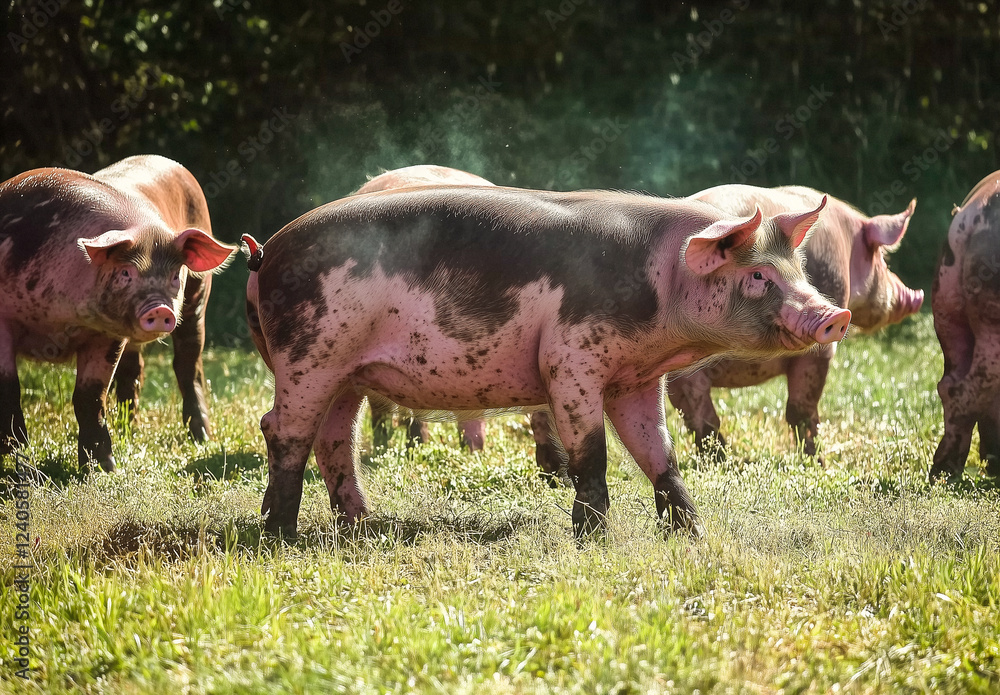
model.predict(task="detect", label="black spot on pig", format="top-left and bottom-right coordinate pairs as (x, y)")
top-left (256, 188), bottom-right (660, 349)
top-left (939, 239), bottom-right (955, 267)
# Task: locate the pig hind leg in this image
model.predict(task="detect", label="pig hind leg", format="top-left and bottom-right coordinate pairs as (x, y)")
top-left (113, 345), bottom-right (144, 426)
top-left (932, 333), bottom-right (1000, 481)
top-left (0, 323), bottom-right (27, 454)
top-left (667, 371), bottom-right (726, 457)
top-left (261, 366), bottom-right (345, 537)
top-left (784, 354), bottom-right (830, 459)
top-left (314, 392), bottom-right (368, 523)
top-left (172, 273), bottom-right (212, 441)
top-left (977, 398), bottom-right (1000, 477)
top-left (369, 400), bottom-right (394, 450)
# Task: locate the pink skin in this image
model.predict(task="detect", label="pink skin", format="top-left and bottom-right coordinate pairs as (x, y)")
top-left (668, 184), bottom-right (922, 458)
top-left (930, 172), bottom-right (1000, 481)
top-left (0, 159), bottom-right (234, 471)
top-left (355, 165), bottom-right (494, 452)
top-left (244, 186), bottom-right (849, 540)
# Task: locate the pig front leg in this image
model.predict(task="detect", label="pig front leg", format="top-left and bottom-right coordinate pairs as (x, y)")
top-left (784, 353), bottom-right (831, 459)
top-left (606, 381), bottom-right (703, 537)
top-left (74, 338), bottom-right (126, 472)
top-left (314, 392), bottom-right (369, 523)
top-left (530, 411), bottom-right (568, 486)
top-left (172, 273), bottom-right (212, 441)
top-left (113, 345), bottom-right (144, 425)
top-left (666, 371), bottom-right (726, 455)
top-left (0, 322), bottom-right (28, 455)
top-left (546, 384), bottom-right (609, 538)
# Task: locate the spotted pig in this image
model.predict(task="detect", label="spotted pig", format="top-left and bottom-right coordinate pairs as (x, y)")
top-left (666, 184), bottom-right (923, 457)
top-left (931, 172), bottom-right (1000, 481)
top-left (242, 186), bottom-right (850, 539)
top-left (0, 155), bottom-right (235, 471)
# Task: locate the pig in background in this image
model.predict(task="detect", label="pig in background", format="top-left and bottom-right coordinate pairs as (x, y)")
top-left (667, 185), bottom-right (923, 459)
top-left (353, 165), bottom-right (490, 453)
top-left (0, 155), bottom-right (235, 471)
top-left (931, 172), bottom-right (1000, 481)
top-left (242, 183), bottom-right (850, 540)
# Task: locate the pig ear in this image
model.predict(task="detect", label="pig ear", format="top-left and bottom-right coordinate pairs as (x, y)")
top-left (78, 229), bottom-right (136, 265)
top-left (773, 195), bottom-right (827, 249)
top-left (174, 228), bottom-right (236, 272)
top-left (685, 207), bottom-right (763, 275)
top-left (864, 198), bottom-right (916, 250)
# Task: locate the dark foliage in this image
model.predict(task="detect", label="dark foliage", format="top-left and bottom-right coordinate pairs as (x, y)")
top-left (2, 0), bottom-right (997, 342)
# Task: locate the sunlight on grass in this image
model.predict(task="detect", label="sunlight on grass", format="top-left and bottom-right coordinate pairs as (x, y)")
top-left (2, 314), bottom-right (999, 693)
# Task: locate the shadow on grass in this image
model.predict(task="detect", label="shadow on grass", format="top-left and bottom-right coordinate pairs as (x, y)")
top-left (0, 452), bottom-right (90, 497)
top-left (184, 450), bottom-right (266, 482)
top-left (290, 509), bottom-right (540, 554)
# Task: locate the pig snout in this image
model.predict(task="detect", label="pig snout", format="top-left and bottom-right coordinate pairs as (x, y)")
top-left (137, 304), bottom-right (177, 334)
top-left (813, 308), bottom-right (851, 344)
top-left (780, 299), bottom-right (852, 350)
top-left (892, 282), bottom-right (924, 323)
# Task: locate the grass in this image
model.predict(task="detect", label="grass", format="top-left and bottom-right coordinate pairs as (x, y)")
top-left (1, 312), bottom-right (999, 694)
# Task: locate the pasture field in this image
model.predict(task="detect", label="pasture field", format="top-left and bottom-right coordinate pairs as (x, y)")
top-left (1, 312), bottom-right (999, 694)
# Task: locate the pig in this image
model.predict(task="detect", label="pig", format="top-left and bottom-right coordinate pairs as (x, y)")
top-left (930, 172), bottom-right (1000, 481)
top-left (242, 185), bottom-right (851, 540)
top-left (354, 166), bottom-right (491, 452)
top-left (0, 155), bottom-right (235, 471)
top-left (96, 156), bottom-right (223, 442)
top-left (665, 185), bottom-right (923, 457)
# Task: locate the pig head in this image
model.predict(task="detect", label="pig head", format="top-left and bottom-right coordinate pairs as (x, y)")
top-left (669, 184), bottom-right (921, 458)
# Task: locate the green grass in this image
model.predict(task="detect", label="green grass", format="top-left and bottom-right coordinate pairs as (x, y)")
top-left (2, 312), bottom-right (999, 693)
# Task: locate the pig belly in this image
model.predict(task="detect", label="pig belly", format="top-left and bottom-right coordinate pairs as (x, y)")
top-left (15, 324), bottom-right (98, 363)
top-left (704, 358), bottom-right (787, 388)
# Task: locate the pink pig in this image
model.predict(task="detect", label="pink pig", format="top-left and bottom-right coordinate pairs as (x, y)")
top-left (242, 185), bottom-right (850, 540)
top-left (354, 166), bottom-right (491, 452)
top-left (668, 185), bottom-right (923, 457)
top-left (0, 155), bottom-right (235, 471)
top-left (931, 172), bottom-right (1000, 481)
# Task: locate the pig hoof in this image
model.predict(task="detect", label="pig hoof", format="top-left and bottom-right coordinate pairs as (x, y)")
top-left (928, 463), bottom-right (963, 485)
top-left (572, 504), bottom-right (608, 539)
top-left (262, 517), bottom-right (298, 540)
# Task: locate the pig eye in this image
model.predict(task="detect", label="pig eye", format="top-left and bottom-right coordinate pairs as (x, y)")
top-left (120, 268), bottom-right (133, 279)
top-left (752, 271), bottom-right (764, 281)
